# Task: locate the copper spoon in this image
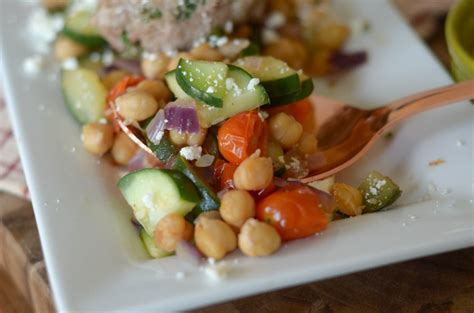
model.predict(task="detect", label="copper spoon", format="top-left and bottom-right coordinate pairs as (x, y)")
top-left (301, 79), bottom-right (474, 183)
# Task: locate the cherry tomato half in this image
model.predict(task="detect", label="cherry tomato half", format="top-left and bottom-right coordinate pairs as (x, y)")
top-left (213, 159), bottom-right (237, 190)
top-left (217, 111), bottom-right (267, 165)
top-left (257, 185), bottom-right (328, 241)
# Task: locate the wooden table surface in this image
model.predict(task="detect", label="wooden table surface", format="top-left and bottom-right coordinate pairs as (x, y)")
top-left (1, 7), bottom-right (472, 313)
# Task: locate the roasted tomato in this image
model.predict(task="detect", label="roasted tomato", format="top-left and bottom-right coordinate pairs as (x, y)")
top-left (257, 185), bottom-right (329, 241)
top-left (217, 111), bottom-right (267, 165)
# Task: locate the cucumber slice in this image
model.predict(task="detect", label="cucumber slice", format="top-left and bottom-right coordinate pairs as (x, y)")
top-left (166, 66), bottom-right (268, 127)
top-left (147, 135), bottom-right (179, 164)
top-left (358, 171), bottom-right (402, 213)
top-left (267, 139), bottom-right (285, 176)
top-left (165, 70), bottom-right (189, 99)
top-left (140, 229), bottom-right (171, 259)
top-left (176, 59), bottom-right (228, 107)
top-left (118, 169), bottom-right (201, 235)
top-left (172, 156), bottom-right (220, 219)
top-left (269, 76), bottom-right (314, 106)
top-left (61, 68), bottom-right (107, 124)
top-left (234, 56), bottom-right (301, 98)
top-left (63, 11), bottom-right (106, 48)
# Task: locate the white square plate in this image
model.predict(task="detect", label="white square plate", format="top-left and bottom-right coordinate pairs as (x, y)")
top-left (1, 0), bottom-right (473, 311)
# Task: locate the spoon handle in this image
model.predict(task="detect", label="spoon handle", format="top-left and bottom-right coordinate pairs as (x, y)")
top-left (386, 80), bottom-right (474, 128)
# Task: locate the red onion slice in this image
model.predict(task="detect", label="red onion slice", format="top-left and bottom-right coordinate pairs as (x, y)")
top-left (330, 51), bottom-right (368, 72)
top-left (146, 109), bottom-right (166, 144)
top-left (175, 240), bottom-right (204, 266)
top-left (127, 149), bottom-right (147, 171)
top-left (164, 99), bottom-right (200, 134)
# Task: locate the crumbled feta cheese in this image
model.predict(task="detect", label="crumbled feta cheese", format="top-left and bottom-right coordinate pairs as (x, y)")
top-left (203, 261), bottom-right (230, 281)
top-left (265, 12), bottom-right (286, 29)
top-left (23, 55), bottom-right (45, 75)
top-left (180, 146), bottom-right (202, 161)
top-left (206, 86), bottom-right (215, 93)
top-left (27, 9), bottom-right (64, 53)
top-left (102, 50), bottom-right (115, 66)
top-left (258, 111), bottom-right (269, 120)
top-left (247, 78), bottom-right (260, 91)
top-left (62, 57), bottom-right (79, 70)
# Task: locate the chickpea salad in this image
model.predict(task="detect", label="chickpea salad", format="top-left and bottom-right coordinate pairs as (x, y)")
top-left (33, 0), bottom-right (400, 267)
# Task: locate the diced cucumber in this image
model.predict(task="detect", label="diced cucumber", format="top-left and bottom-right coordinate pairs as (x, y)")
top-left (234, 56), bottom-right (301, 98)
top-left (61, 68), bottom-right (107, 124)
top-left (166, 65), bottom-right (269, 127)
top-left (63, 10), bottom-right (107, 48)
top-left (358, 171), bottom-right (402, 213)
top-left (140, 229), bottom-right (171, 259)
top-left (269, 76), bottom-right (314, 106)
top-left (147, 135), bottom-right (179, 164)
top-left (172, 156), bottom-right (220, 219)
top-left (176, 59), bottom-right (228, 107)
top-left (267, 139), bottom-right (285, 176)
top-left (165, 70), bottom-right (189, 99)
top-left (118, 169), bottom-right (201, 235)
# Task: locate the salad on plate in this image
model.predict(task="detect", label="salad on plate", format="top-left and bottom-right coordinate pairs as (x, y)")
top-left (37, 0), bottom-right (401, 263)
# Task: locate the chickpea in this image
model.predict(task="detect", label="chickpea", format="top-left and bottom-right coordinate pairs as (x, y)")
top-left (314, 23), bottom-right (349, 51)
top-left (135, 80), bottom-right (172, 103)
top-left (169, 128), bottom-right (207, 147)
top-left (194, 218), bottom-right (237, 260)
top-left (115, 90), bottom-right (159, 121)
top-left (238, 219), bottom-right (281, 257)
top-left (154, 213), bottom-right (193, 252)
top-left (141, 52), bottom-right (170, 80)
top-left (220, 190), bottom-right (256, 229)
top-left (54, 36), bottom-right (88, 61)
top-left (167, 52), bottom-right (194, 71)
top-left (190, 43), bottom-right (223, 61)
top-left (81, 123), bottom-right (114, 156)
top-left (269, 112), bottom-right (304, 149)
top-left (233, 156), bottom-right (273, 191)
top-left (42, 0), bottom-right (68, 11)
top-left (263, 37), bottom-right (307, 70)
top-left (111, 132), bottom-right (138, 165)
top-left (102, 70), bottom-right (128, 90)
top-left (298, 132), bottom-right (318, 155)
top-left (330, 183), bottom-right (364, 216)
top-left (195, 210), bottom-right (222, 224)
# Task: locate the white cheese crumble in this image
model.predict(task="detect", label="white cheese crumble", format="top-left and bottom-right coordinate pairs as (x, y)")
top-left (203, 261), bottom-right (230, 281)
top-left (179, 146), bottom-right (202, 161)
top-left (247, 78), bottom-right (260, 91)
top-left (27, 9), bottom-right (64, 53)
top-left (258, 111), bottom-right (269, 121)
top-left (62, 57), bottom-right (79, 70)
top-left (206, 86), bottom-right (215, 93)
top-left (265, 12), bottom-right (286, 29)
top-left (23, 55), bottom-right (45, 75)
top-left (102, 50), bottom-right (115, 66)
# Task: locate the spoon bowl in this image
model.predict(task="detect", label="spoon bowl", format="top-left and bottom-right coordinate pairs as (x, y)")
top-left (302, 79), bottom-right (474, 183)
